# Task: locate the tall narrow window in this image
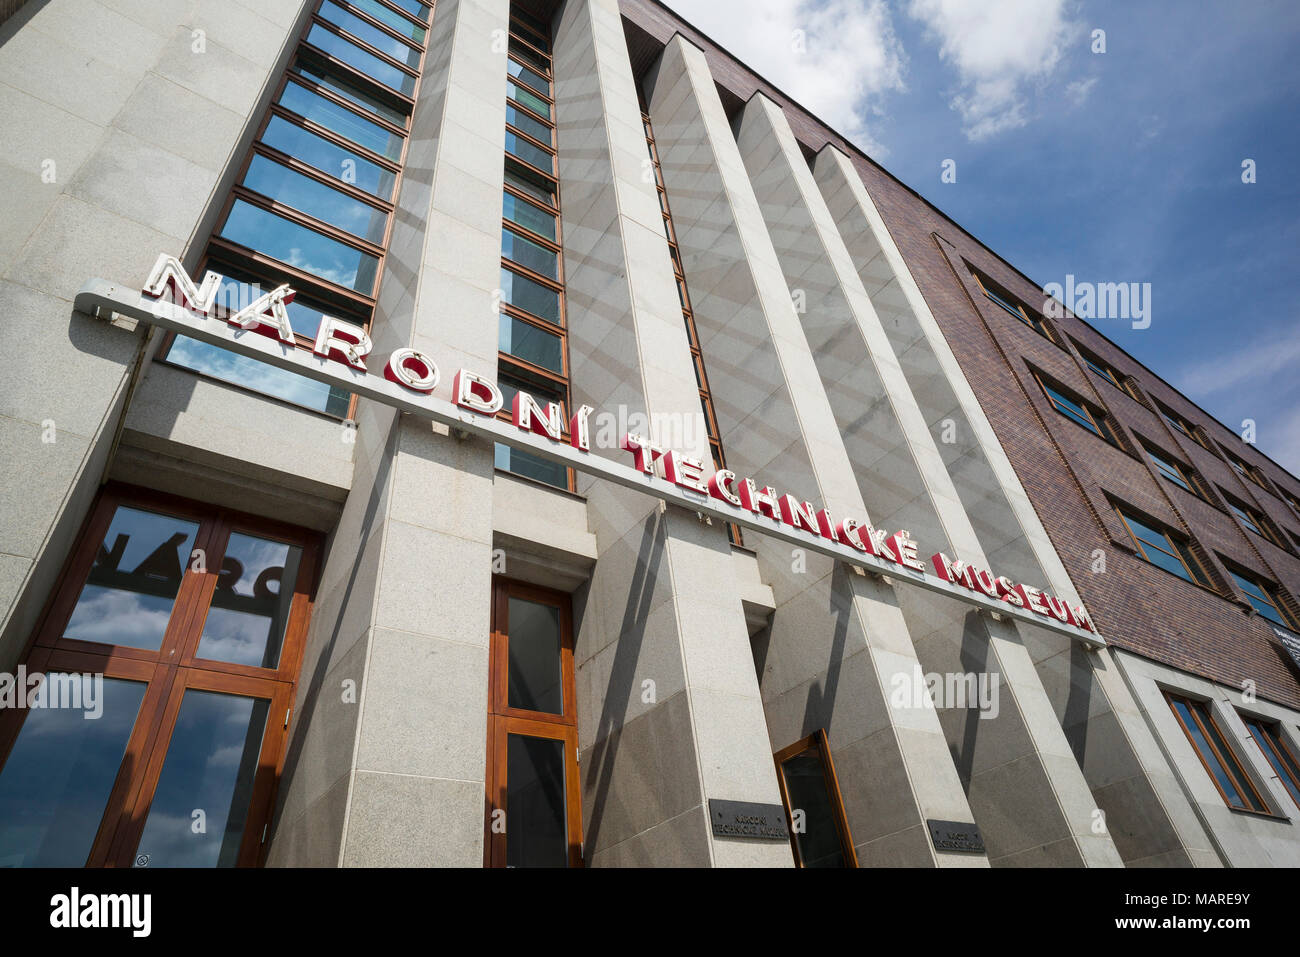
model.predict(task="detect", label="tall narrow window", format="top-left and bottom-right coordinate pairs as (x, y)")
top-left (495, 5), bottom-right (572, 491)
top-left (1241, 717), bottom-right (1300, 809)
top-left (640, 108), bottom-right (741, 544)
top-left (161, 0), bottom-right (433, 418)
top-left (773, 730), bottom-right (856, 868)
top-left (1144, 442), bottom-right (1201, 496)
top-left (484, 578), bottom-right (582, 867)
top-left (0, 485), bottom-right (320, 867)
top-left (1165, 693), bottom-right (1270, 813)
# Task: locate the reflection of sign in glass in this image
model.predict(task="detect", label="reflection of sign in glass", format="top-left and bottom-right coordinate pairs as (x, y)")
top-left (198, 534), bottom-right (302, 669)
top-left (65, 507), bottom-right (199, 652)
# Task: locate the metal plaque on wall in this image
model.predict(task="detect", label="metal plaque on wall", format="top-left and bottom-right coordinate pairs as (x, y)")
top-left (927, 819), bottom-right (985, 853)
top-left (708, 799), bottom-right (790, 840)
top-left (1274, 627), bottom-right (1300, 675)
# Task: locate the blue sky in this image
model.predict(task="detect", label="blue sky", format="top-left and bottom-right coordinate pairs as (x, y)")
top-left (662, 0), bottom-right (1300, 475)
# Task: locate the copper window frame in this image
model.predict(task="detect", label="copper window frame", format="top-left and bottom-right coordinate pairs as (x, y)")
top-left (159, 0), bottom-right (433, 422)
top-left (1115, 506), bottom-right (1213, 589)
top-left (495, 10), bottom-right (575, 492)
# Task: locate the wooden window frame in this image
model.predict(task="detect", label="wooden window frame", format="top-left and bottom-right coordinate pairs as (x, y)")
top-left (1242, 717), bottom-right (1300, 810)
top-left (971, 271), bottom-right (1057, 343)
top-left (772, 729), bottom-right (857, 867)
top-left (1164, 692), bottom-right (1271, 814)
top-left (1116, 507), bottom-right (1211, 588)
top-left (0, 483), bottom-right (321, 867)
top-left (484, 577), bottom-right (583, 868)
top-left (1034, 372), bottom-right (1116, 444)
top-left (1227, 567), bottom-right (1299, 631)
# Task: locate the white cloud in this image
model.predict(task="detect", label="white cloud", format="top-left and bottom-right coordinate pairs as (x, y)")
top-left (907, 0), bottom-right (1080, 139)
top-left (661, 0), bottom-right (907, 154)
top-left (1064, 76), bottom-right (1097, 106)
top-left (1177, 333), bottom-right (1300, 398)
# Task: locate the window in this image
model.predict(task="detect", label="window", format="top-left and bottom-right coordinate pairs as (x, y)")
top-left (642, 107), bottom-right (742, 545)
top-left (1144, 443), bottom-right (1200, 496)
top-left (773, 730), bottom-right (856, 867)
top-left (1242, 718), bottom-right (1300, 809)
top-left (1076, 346), bottom-right (1121, 388)
top-left (1223, 497), bottom-right (1286, 548)
top-left (484, 578), bottom-right (582, 867)
top-left (1227, 568), bottom-right (1298, 630)
top-left (1283, 491), bottom-right (1300, 519)
top-left (495, 5), bottom-right (571, 491)
top-left (1037, 374), bottom-right (1116, 444)
top-left (0, 486), bottom-right (320, 866)
top-left (1116, 508), bottom-right (1211, 587)
top-left (1165, 693), bottom-right (1269, 813)
top-left (1223, 450), bottom-right (1268, 490)
top-left (1156, 402), bottom-right (1209, 450)
top-left (972, 271), bottom-right (1056, 342)
top-left (163, 0), bottom-right (430, 417)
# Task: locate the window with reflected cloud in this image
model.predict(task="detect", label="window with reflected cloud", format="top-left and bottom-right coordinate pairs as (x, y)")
top-left (0, 485), bottom-right (321, 867)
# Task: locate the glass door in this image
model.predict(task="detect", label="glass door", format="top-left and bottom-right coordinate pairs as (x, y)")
top-left (0, 484), bottom-right (319, 867)
top-left (773, 729), bottom-right (857, 867)
top-left (484, 578), bottom-right (582, 867)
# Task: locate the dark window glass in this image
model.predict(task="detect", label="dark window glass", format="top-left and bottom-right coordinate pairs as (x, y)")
top-left (507, 79), bottom-right (550, 120)
top-left (505, 102), bottom-right (551, 145)
top-left (0, 676), bottom-right (147, 866)
top-left (279, 79), bottom-right (403, 159)
top-left (781, 750), bottom-right (845, 867)
top-left (65, 507), bottom-right (199, 651)
top-left (505, 130), bottom-right (553, 174)
top-left (261, 115), bottom-right (396, 199)
top-left (505, 734), bottom-right (567, 867)
top-left (507, 58), bottom-right (549, 96)
top-left (507, 597), bottom-right (563, 714)
top-left (504, 161), bottom-right (555, 208)
top-left (291, 59), bottom-right (407, 126)
top-left (502, 226), bottom-right (557, 279)
top-left (133, 691), bottom-right (271, 867)
top-left (220, 199), bottom-right (379, 293)
top-left (508, 37), bottom-right (548, 73)
top-left (501, 267), bottom-right (560, 324)
top-left (196, 534), bottom-right (303, 668)
top-left (319, 0), bottom-right (421, 67)
top-left (499, 314), bottom-right (563, 373)
top-left (306, 24), bottom-right (415, 95)
top-left (1121, 511), bottom-right (1203, 586)
top-left (243, 155), bottom-right (388, 243)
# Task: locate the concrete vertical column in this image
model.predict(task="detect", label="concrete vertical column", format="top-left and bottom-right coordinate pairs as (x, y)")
top-left (0, 0), bottom-right (301, 671)
top-left (552, 0), bottom-right (789, 867)
top-left (268, 0), bottom-right (508, 867)
top-left (646, 36), bottom-right (984, 866)
top-left (813, 144), bottom-right (1204, 864)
